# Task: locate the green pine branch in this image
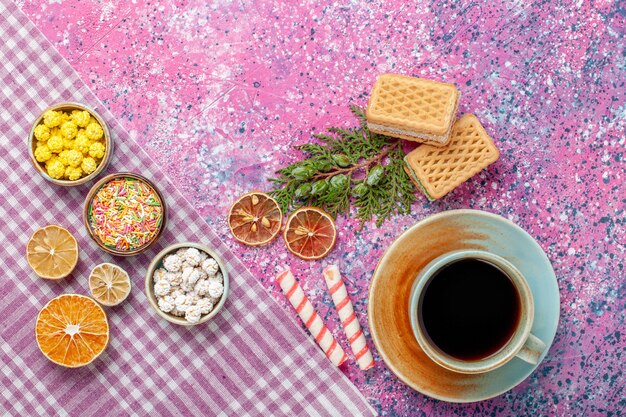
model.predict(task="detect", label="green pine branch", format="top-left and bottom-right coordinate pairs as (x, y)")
top-left (268, 106), bottom-right (416, 229)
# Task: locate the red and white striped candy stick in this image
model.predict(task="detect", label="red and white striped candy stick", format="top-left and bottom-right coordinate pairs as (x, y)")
top-left (276, 268), bottom-right (347, 367)
top-left (323, 265), bottom-right (375, 370)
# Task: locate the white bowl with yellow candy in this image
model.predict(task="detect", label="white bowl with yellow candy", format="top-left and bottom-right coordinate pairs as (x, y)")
top-left (28, 102), bottom-right (112, 186)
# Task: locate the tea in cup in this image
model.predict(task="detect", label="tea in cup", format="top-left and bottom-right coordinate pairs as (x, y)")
top-left (409, 250), bottom-right (546, 374)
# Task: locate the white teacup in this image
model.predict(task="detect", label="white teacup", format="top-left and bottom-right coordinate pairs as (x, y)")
top-left (409, 250), bottom-right (546, 374)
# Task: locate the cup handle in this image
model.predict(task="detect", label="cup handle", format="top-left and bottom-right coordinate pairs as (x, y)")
top-left (515, 333), bottom-right (547, 365)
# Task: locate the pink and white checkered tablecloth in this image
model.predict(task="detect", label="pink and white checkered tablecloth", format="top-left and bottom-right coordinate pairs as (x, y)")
top-left (0, 2), bottom-right (375, 415)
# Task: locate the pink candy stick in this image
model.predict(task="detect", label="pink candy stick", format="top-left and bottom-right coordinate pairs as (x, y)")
top-left (323, 265), bottom-right (375, 371)
top-left (276, 268), bottom-right (347, 367)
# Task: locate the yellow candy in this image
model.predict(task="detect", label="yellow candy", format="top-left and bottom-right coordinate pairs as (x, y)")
top-left (34, 124), bottom-right (50, 141)
top-left (75, 134), bottom-right (91, 154)
top-left (59, 149), bottom-right (81, 167)
top-left (81, 157), bottom-right (98, 175)
top-left (34, 144), bottom-right (52, 162)
top-left (47, 135), bottom-right (64, 153)
top-left (43, 110), bottom-right (62, 128)
top-left (49, 128), bottom-right (61, 146)
top-left (76, 129), bottom-right (88, 141)
top-left (60, 121), bottom-right (78, 140)
top-left (65, 149), bottom-right (83, 168)
top-left (63, 137), bottom-right (76, 150)
top-left (47, 159), bottom-right (66, 179)
top-left (85, 122), bottom-right (104, 140)
top-left (45, 155), bottom-right (59, 168)
top-left (38, 109), bottom-right (102, 174)
top-left (71, 110), bottom-right (91, 127)
top-left (89, 142), bottom-right (106, 159)
top-left (58, 150), bottom-right (70, 164)
top-left (64, 166), bottom-right (83, 181)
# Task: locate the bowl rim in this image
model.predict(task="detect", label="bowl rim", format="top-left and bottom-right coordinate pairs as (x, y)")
top-left (144, 242), bottom-right (230, 326)
top-left (83, 172), bottom-right (167, 256)
top-left (28, 101), bottom-right (113, 186)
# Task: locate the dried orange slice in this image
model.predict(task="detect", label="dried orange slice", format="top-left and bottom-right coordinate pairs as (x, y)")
top-left (284, 207), bottom-right (337, 260)
top-left (26, 225), bottom-right (78, 279)
top-left (35, 294), bottom-right (109, 368)
top-left (228, 191), bottom-right (282, 246)
top-left (89, 263), bottom-right (131, 306)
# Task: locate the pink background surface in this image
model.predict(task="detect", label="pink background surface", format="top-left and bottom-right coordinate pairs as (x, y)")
top-left (18, 0), bottom-right (626, 415)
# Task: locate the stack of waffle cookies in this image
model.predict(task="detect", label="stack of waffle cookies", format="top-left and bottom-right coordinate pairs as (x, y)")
top-left (366, 74), bottom-right (499, 201)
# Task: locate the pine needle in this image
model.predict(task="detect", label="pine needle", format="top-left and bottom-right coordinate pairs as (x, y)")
top-left (268, 106), bottom-right (416, 229)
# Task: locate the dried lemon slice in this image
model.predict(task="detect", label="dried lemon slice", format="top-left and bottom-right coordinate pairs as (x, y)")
top-left (89, 263), bottom-right (131, 306)
top-left (228, 191), bottom-right (282, 246)
top-left (36, 294), bottom-right (109, 368)
top-left (284, 207), bottom-right (337, 260)
top-left (26, 225), bottom-right (78, 279)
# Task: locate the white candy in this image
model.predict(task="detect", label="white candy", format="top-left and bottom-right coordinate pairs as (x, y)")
top-left (206, 295), bottom-right (220, 305)
top-left (187, 269), bottom-right (201, 286)
top-left (185, 305), bottom-right (202, 324)
top-left (181, 267), bottom-right (193, 280)
top-left (154, 280), bottom-right (171, 297)
top-left (170, 288), bottom-right (183, 300)
top-left (174, 294), bottom-right (191, 312)
top-left (157, 247), bottom-right (222, 322)
top-left (184, 248), bottom-right (202, 267)
top-left (153, 268), bottom-right (169, 283)
top-left (194, 279), bottom-right (210, 296)
top-left (201, 258), bottom-right (219, 276)
top-left (168, 272), bottom-right (182, 287)
top-left (181, 267), bottom-right (201, 285)
top-left (188, 294), bottom-right (200, 305)
top-left (180, 267), bottom-right (195, 292)
top-left (209, 272), bottom-right (223, 284)
top-left (163, 254), bottom-right (182, 272)
top-left (207, 280), bottom-right (224, 299)
top-left (157, 295), bottom-right (175, 313)
top-left (197, 298), bottom-right (214, 314)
